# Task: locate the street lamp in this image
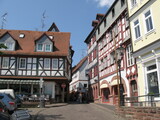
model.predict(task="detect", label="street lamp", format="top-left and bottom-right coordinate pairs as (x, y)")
top-left (116, 45), bottom-right (125, 106)
top-left (85, 70), bottom-right (90, 103)
top-left (39, 77), bottom-right (45, 108)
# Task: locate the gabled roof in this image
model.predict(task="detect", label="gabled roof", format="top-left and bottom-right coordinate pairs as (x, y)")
top-left (48, 22), bottom-right (60, 32)
top-left (0, 29), bottom-right (70, 57)
top-left (72, 56), bottom-right (87, 73)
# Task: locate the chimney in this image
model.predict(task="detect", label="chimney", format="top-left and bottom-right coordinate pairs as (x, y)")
top-left (96, 14), bottom-right (105, 22)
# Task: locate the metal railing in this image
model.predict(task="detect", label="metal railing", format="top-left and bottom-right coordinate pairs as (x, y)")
top-left (124, 94), bottom-right (160, 107)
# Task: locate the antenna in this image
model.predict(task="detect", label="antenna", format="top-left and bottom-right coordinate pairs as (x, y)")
top-left (41, 10), bottom-right (47, 31)
top-left (81, 49), bottom-right (87, 58)
top-left (1, 12), bottom-right (8, 29)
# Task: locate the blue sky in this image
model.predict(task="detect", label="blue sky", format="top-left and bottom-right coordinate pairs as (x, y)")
top-left (0, 0), bottom-right (114, 66)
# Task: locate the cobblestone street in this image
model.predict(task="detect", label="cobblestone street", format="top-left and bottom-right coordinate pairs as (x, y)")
top-left (27, 103), bottom-right (125, 120)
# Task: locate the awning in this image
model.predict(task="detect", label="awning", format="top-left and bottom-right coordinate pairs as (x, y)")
top-left (0, 79), bottom-right (40, 85)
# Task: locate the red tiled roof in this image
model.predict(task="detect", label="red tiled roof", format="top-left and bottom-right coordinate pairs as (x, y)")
top-left (72, 56), bottom-right (87, 73)
top-left (0, 29), bottom-right (71, 57)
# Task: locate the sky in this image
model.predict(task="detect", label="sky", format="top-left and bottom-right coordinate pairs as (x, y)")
top-left (0, 0), bottom-right (114, 66)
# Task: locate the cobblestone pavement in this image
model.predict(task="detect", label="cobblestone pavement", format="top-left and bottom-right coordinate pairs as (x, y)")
top-left (26, 103), bottom-right (126, 120)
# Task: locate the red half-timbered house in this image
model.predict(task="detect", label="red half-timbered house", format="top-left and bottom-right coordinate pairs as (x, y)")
top-left (95, 0), bottom-right (138, 105)
top-left (84, 14), bottom-right (104, 102)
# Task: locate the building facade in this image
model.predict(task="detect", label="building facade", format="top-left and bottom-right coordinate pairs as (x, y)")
top-left (84, 0), bottom-right (138, 105)
top-left (69, 56), bottom-right (88, 101)
top-left (0, 29), bottom-right (72, 102)
top-left (127, 0), bottom-right (160, 104)
top-left (84, 14), bottom-right (104, 102)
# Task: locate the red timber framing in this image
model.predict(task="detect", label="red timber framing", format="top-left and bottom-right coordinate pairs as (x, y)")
top-left (98, 9), bottom-right (136, 105)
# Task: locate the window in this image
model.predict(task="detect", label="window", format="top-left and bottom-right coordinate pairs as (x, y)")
top-left (2, 57), bottom-right (9, 68)
top-left (37, 44), bottom-right (43, 51)
top-left (104, 18), bottom-right (106, 27)
top-left (134, 19), bottom-right (141, 39)
top-left (144, 10), bottom-right (153, 33)
top-left (84, 84), bottom-right (87, 88)
top-left (112, 8), bottom-right (115, 18)
top-left (146, 64), bottom-right (159, 96)
top-left (110, 52), bottom-right (115, 65)
top-left (109, 30), bottom-right (113, 41)
top-left (121, 0), bottom-right (125, 7)
top-left (131, 80), bottom-right (137, 93)
top-left (131, 0), bottom-right (137, 8)
top-left (53, 59), bottom-right (58, 70)
top-left (0, 42), bottom-right (13, 51)
top-left (6, 42), bottom-right (13, 50)
top-left (126, 44), bottom-right (134, 66)
top-left (44, 58), bottom-right (50, 69)
top-left (19, 58), bottom-right (26, 69)
top-left (37, 43), bottom-right (52, 52)
top-left (45, 44), bottom-right (51, 52)
top-left (19, 34), bottom-right (25, 38)
top-left (98, 27), bottom-right (100, 35)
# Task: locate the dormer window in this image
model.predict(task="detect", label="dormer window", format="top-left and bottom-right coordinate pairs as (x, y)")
top-left (0, 33), bottom-right (15, 51)
top-left (45, 44), bottom-right (51, 52)
top-left (36, 43), bottom-right (52, 52)
top-left (36, 35), bottom-right (53, 52)
top-left (37, 44), bottom-right (43, 51)
top-left (0, 42), bottom-right (14, 51)
top-left (6, 42), bottom-right (13, 50)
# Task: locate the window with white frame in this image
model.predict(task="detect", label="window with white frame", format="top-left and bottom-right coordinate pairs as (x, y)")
top-left (45, 44), bottom-right (51, 52)
top-left (52, 58), bottom-right (58, 70)
top-left (37, 44), bottom-right (43, 51)
top-left (126, 44), bottom-right (134, 66)
top-left (134, 19), bottom-right (141, 39)
top-left (146, 64), bottom-right (159, 96)
top-left (144, 10), bottom-right (153, 33)
top-left (2, 57), bottom-right (9, 68)
top-left (44, 58), bottom-right (50, 69)
top-left (131, 0), bottom-right (137, 8)
top-left (37, 43), bottom-right (52, 52)
top-left (19, 58), bottom-right (26, 69)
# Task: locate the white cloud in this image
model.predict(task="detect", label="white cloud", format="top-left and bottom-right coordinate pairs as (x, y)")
top-left (94, 0), bottom-right (115, 7)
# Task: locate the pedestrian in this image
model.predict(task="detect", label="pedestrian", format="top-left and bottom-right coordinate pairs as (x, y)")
top-left (79, 92), bottom-right (82, 103)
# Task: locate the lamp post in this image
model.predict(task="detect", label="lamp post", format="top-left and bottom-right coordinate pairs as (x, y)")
top-left (39, 77), bottom-right (45, 108)
top-left (85, 70), bottom-right (90, 103)
top-left (116, 45), bottom-right (125, 106)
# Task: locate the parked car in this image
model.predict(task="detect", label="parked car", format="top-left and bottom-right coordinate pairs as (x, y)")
top-left (15, 95), bottom-right (22, 107)
top-left (0, 89), bottom-right (16, 99)
top-left (0, 93), bottom-right (17, 114)
top-left (0, 100), bottom-right (10, 120)
top-left (11, 110), bottom-right (31, 120)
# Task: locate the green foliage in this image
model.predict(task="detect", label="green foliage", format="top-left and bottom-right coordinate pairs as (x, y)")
top-left (0, 43), bottom-right (7, 55)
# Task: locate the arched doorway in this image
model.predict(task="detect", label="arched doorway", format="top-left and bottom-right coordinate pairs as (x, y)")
top-left (100, 80), bottom-right (111, 103)
top-left (110, 76), bottom-right (127, 105)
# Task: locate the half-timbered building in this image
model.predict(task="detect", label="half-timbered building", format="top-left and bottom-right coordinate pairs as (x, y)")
top-left (0, 29), bottom-right (72, 102)
top-left (84, 14), bottom-right (104, 102)
top-left (95, 0), bottom-right (138, 105)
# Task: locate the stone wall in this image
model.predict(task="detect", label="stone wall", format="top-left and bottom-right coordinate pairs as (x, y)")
top-left (116, 106), bottom-right (160, 120)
